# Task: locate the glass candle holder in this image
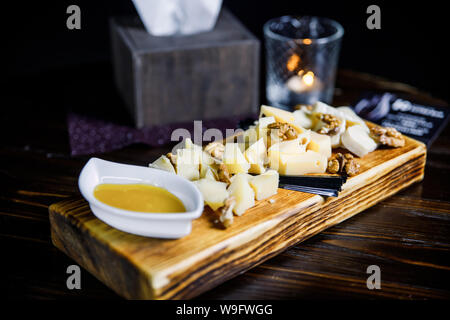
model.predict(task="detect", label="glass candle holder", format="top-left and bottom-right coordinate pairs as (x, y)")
top-left (264, 16), bottom-right (344, 108)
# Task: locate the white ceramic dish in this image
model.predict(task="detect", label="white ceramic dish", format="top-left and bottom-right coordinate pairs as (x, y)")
top-left (78, 158), bottom-right (204, 239)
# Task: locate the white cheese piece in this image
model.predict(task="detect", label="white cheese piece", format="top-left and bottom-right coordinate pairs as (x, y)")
top-left (341, 125), bottom-right (378, 157)
top-left (149, 155), bottom-right (175, 174)
top-left (293, 109), bottom-right (313, 129)
top-left (227, 173), bottom-right (255, 216)
top-left (337, 106), bottom-right (370, 132)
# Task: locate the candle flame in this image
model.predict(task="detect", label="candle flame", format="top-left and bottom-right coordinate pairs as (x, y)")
top-left (302, 71), bottom-right (315, 86)
top-left (286, 54), bottom-right (300, 72)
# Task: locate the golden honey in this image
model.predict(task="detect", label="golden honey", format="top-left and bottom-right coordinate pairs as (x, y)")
top-left (93, 183), bottom-right (186, 213)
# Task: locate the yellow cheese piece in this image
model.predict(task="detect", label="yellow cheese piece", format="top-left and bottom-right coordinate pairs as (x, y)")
top-left (307, 131), bottom-right (332, 159)
top-left (244, 138), bottom-right (267, 174)
top-left (243, 126), bottom-right (259, 149)
top-left (267, 138), bottom-right (304, 170)
top-left (227, 173), bottom-right (255, 216)
top-left (278, 138), bottom-right (303, 154)
top-left (176, 164), bottom-right (199, 181)
top-left (149, 155), bottom-right (175, 174)
top-left (183, 138), bottom-right (202, 151)
top-left (223, 143), bottom-right (250, 174)
top-left (254, 116), bottom-right (275, 147)
top-left (278, 151), bottom-right (327, 175)
top-left (193, 179), bottom-right (228, 211)
top-left (176, 149), bottom-right (200, 180)
top-left (259, 105), bottom-right (304, 133)
top-left (203, 167), bottom-right (217, 181)
top-left (249, 170), bottom-right (279, 200)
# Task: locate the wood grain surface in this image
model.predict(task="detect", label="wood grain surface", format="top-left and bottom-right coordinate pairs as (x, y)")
top-left (2, 68), bottom-right (449, 299)
top-left (48, 134), bottom-right (426, 299)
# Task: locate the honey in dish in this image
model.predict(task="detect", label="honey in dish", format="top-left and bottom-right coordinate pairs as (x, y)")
top-left (93, 183), bottom-right (186, 213)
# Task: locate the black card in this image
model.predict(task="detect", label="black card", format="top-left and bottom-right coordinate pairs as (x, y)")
top-left (352, 93), bottom-right (450, 147)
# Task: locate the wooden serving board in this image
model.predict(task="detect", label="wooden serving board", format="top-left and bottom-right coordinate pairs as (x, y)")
top-left (49, 136), bottom-right (426, 300)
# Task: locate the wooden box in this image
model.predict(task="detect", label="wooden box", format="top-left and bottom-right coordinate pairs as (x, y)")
top-left (110, 9), bottom-right (260, 128)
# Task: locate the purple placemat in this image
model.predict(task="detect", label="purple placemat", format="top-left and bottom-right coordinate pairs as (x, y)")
top-left (67, 112), bottom-right (252, 156)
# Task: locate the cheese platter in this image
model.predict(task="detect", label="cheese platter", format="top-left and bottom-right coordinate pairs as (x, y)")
top-left (49, 102), bottom-right (426, 299)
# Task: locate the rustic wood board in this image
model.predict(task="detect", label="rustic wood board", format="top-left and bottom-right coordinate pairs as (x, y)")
top-left (49, 136), bottom-right (426, 300)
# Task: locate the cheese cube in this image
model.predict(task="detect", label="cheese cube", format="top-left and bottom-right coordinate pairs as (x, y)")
top-left (193, 179), bottom-right (228, 211)
top-left (183, 138), bottom-right (202, 151)
top-left (255, 116), bottom-right (275, 146)
top-left (307, 131), bottom-right (332, 159)
top-left (223, 143), bottom-right (250, 174)
top-left (203, 168), bottom-right (217, 181)
top-left (176, 149), bottom-right (200, 180)
top-left (200, 164), bottom-right (218, 180)
top-left (249, 170), bottom-right (279, 200)
top-left (244, 138), bottom-right (267, 174)
top-left (267, 139), bottom-right (304, 170)
top-left (243, 127), bottom-right (259, 149)
top-left (149, 155), bottom-right (175, 174)
top-left (227, 173), bottom-right (255, 216)
top-left (278, 151), bottom-right (327, 175)
top-left (260, 105), bottom-right (304, 133)
top-left (341, 125), bottom-right (377, 157)
top-left (177, 148), bottom-right (201, 165)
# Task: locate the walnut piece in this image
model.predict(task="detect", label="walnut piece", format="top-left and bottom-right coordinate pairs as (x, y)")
top-left (316, 113), bottom-right (342, 135)
top-left (267, 122), bottom-right (298, 141)
top-left (370, 126), bottom-right (405, 147)
top-left (327, 153), bottom-right (360, 176)
top-left (204, 142), bottom-right (225, 160)
top-left (217, 163), bottom-right (232, 185)
top-left (294, 104), bottom-right (313, 112)
top-left (166, 152), bottom-right (177, 166)
top-left (219, 196), bottom-right (235, 228)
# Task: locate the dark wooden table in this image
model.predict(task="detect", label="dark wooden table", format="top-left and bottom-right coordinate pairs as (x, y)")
top-left (2, 67), bottom-right (449, 299)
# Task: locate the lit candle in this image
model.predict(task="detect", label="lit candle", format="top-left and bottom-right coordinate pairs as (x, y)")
top-left (286, 70), bottom-right (322, 93)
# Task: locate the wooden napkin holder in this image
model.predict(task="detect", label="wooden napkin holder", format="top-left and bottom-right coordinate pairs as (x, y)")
top-left (110, 9), bottom-right (260, 128)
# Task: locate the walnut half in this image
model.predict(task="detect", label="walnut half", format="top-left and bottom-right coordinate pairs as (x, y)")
top-left (327, 153), bottom-right (360, 177)
top-left (219, 196), bottom-right (235, 228)
top-left (370, 126), bottom-right (405, 147)
top-left (316, 113), bottom-right (342, 135)
top-left (204, 142), bottom-right (225, 160)
top-left (217, 163), bottom-right (232, 185)
top-left (267, 122), bottom-right (298, 141)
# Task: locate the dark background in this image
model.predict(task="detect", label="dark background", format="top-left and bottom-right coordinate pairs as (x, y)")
top-left (2, 0), bottom-right (449, 120)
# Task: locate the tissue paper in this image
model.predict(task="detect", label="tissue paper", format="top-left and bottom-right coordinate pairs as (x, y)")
top-left (132, 0), bottom-right (223, 36)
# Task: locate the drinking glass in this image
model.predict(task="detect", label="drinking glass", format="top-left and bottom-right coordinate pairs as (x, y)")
top-left (264, 16), bottom-right (344, 108)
